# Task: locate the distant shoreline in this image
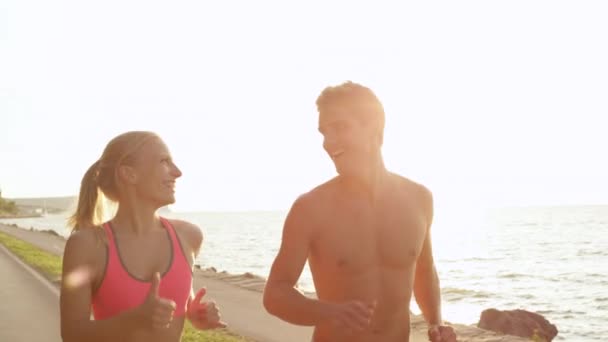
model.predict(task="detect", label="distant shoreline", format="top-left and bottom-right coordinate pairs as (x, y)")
top-left (0, 213), bottom-right (45, 219)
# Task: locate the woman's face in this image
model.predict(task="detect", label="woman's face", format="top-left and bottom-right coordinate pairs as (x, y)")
top-left (128, 137), bottom-right (182, 208)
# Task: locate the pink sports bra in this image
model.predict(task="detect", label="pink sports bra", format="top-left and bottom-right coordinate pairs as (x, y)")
top-left (91, 217), bottom-right (193, 320)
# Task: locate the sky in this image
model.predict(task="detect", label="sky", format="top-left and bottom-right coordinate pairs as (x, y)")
top-left (1, 0), bottom-right (607, 212)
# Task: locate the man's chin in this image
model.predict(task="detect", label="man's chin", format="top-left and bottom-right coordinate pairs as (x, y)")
top-left (335, 167), bottom-right (358, 178)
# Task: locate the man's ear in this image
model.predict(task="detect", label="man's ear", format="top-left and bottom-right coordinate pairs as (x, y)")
top-left (117, 165), bottom-right (138, 185)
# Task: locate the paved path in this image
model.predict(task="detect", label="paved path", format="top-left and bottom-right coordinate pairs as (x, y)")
top-left (0, 243), bottom-right (62, 342)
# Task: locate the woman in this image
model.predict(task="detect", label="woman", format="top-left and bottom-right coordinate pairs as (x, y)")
top-left (60, 131), bottom-right (225, 342)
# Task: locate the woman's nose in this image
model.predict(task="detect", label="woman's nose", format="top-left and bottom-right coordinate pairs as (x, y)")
top-left (172, 164), bottom-right (182, 178)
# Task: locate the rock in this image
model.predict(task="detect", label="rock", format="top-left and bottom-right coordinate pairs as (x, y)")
top-left (41, 229), bottom-right (59, 237)
top-left (478, 308), bottom-right (558, 341)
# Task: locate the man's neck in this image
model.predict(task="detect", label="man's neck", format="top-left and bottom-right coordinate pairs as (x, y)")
top-left (340, 156), bottom-right (388, 203)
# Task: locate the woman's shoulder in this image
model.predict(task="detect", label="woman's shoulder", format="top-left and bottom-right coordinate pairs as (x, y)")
top-left (164, 218), bottom-right (203, 251)
top-left (64, 227), bottom-right (106, 264)
top-left (66, 226), bottom-right (106, 246)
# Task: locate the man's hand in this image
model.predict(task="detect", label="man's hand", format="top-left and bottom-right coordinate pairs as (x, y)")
top-left (428, 324), bottom-right (457, 342)
top-left (323, 300), bottom-right (376, 336)
top-left (187, 288), bottom-right (227, 330)
top-left (137, 272), bottom-right (176, 330)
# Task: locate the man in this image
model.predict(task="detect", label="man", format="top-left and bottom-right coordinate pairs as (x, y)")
top-left (263, 81), bottom-right (457, 342)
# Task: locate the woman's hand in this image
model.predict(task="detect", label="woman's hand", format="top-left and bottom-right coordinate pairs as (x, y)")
top-left (187, 288), bottom-right (227, 330)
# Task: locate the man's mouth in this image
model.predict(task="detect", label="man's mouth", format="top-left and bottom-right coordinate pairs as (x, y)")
top-left (164, 181), bottom-right (176, 191)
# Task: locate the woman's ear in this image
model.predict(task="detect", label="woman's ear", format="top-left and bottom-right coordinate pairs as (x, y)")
top-left (117, 165), bottom-right (138, 185)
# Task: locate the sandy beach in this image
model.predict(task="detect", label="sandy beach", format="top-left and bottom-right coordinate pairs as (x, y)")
top-left (0, 223), bottom-right (529, 342)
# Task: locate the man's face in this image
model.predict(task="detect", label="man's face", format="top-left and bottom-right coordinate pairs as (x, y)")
top-left (318, 103), bottom-right (379, 177)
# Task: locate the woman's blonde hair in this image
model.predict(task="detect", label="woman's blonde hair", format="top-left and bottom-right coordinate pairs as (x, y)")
top-left (68, 131), bottom-right (159, 231)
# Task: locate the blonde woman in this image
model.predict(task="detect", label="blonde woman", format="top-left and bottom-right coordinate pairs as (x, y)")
top-left (60, 131), bottom-right (225, 342)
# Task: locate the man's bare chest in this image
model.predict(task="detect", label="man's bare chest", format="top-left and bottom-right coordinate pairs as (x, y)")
top-left (311, 208), bottom-right (427, 273)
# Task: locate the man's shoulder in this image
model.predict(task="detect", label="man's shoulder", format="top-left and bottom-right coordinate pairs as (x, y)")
top-left (296, 177), bottom-right (338, 204)
top-left (286, 179), bottom-right (338, 227)
top-left (390, 173), bottom-right (434, 220)
top-left (290, 190), bottom-right (323, 215)
top-left (390, 173), bottom-right (432, 196)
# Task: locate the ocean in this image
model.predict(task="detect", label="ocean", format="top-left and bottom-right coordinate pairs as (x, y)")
top-left (2, 205), bottom-right (606, 341)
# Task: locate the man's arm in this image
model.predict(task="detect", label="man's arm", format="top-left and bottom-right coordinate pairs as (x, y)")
top-left (413, 188), bottom-right (443, 326)
top-left (263, 195), bottom-right (327, 326)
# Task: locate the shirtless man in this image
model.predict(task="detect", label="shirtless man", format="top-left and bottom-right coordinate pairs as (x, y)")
top-left (263, 82), bottom-right (457, 342)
